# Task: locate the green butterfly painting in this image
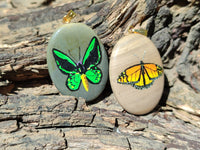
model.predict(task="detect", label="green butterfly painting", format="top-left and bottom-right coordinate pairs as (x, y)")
top-left (52, 36), bottom-right (102, 92)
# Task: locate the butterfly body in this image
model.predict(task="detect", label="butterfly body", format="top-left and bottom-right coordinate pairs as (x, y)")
top-left (52, 36), bottom-right (102, 92)
top-left (117, 61), bottom-right (163, 90)
top-left (76, 62), bottom-right (86, 74)
top-left (81, 74), bottom-right (89, 92)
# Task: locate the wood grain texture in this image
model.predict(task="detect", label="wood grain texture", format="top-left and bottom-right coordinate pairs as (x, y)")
top-left (0, 0), bottom-right (200, 149)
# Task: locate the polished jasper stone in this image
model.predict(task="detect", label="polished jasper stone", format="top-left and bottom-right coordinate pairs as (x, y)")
top-left (47, 23), bottom-right (108, 102)
top-left (109, 34), bottom-right (164, 115)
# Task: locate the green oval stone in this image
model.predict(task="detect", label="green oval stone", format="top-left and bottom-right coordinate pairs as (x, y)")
top-left (47, 23), bottom-right (108, 101)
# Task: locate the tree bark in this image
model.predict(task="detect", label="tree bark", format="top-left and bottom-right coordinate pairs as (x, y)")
top-left (0, 0), bottom-right (200, 149)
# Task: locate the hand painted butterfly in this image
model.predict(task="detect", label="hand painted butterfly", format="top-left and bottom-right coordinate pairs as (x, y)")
top-left (117, 61), bottom-right (163, 90)
top-left (52, 36), bottom-right (102, 92)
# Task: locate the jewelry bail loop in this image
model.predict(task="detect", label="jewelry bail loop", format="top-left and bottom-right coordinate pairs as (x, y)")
top-left (128, 25), bottom-right (148, 36)
top-left (62, 10), bottom-right (76, 24)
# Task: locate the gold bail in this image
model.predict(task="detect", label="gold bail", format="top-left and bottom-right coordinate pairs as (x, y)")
top-left (63, 10), bottom-right (76, 24)
top-left (128, 26), bottom-right (148, 36)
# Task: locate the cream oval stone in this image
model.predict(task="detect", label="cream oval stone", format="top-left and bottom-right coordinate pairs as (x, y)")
top-left (47, 23), bottom-right (108, 102)
top-left (109, 34), bottom-right (164, 115)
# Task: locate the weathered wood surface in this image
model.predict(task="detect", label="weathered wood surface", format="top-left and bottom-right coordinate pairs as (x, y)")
top-left (0, 0), bottom-right (200, 149)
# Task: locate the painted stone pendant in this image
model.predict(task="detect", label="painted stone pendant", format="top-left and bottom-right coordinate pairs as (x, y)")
top-left (109, 34), bottom-right (164, 115)
top-left (47, 23), bottom-right (108, 102)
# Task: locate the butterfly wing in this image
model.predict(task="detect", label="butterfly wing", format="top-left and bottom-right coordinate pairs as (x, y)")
top-left (135, 63), bottom-right (163, 89)
top-left (143, 64), bottom-right (163, 80)
top-left (52, 49), bottom-right (82, 91)
top-left (52, 49), bottom-right (77, 74)
top-left (117, 64), bottom-right (141, 84)
top-left (82, 36), bottom-right (101, 69)
top-left (85, 67), bottom-right (102, 84)
top-left (133, 64), bottom-right (154, 89)
top-left (66, 73), bottom-right (82, 91)
top-left (117, 63), bottom-right (163, 89)
top-left (82, 36), bottom-right (102, 87)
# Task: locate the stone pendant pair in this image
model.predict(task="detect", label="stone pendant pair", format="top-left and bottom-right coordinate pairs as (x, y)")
top-left (47, 23), bottom-right (164, 115)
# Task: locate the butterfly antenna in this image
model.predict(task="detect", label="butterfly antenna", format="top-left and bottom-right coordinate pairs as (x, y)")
top-left (142, 50), bottom-right (146, 61)
top-left (133, 50), bottom-right (146, 61)
top-left (133, 53), bottom-right (140, 60)
top-left (79, 46), bottom-right (81, 61)
top-left (68, 49), bottom-right (76, 62)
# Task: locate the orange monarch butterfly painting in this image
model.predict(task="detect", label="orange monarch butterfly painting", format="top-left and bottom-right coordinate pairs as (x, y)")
top-left (117, 61), bottom-right (163, 90)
